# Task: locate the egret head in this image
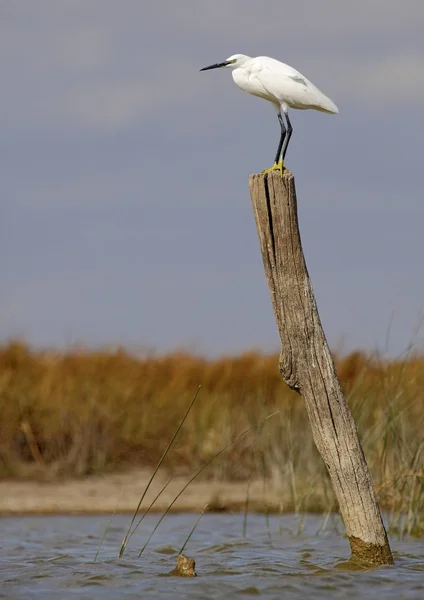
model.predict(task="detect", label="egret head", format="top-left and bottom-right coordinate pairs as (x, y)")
top-left (200, 54), bottom-right (251, 71)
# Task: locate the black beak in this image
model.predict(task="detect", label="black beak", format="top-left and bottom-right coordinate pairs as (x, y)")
top-left (200, 60), bottom-right (230, 72)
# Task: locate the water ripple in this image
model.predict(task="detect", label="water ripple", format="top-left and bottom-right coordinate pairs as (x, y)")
top-left (0, 514), bottom-right (423, 599)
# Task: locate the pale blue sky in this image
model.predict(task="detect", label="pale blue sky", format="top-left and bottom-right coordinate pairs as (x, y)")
top-left (2, 1), bottom-right (424, 355)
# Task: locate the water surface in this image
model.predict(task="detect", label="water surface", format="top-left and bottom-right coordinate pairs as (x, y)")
top-left (1, 514), bottom-right (423, 599)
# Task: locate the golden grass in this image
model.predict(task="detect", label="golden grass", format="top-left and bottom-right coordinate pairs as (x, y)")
top-left (1, 340), bottom-right (423, 533)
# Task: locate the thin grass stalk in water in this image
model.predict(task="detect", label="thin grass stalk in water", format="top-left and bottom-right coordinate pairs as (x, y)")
top-left (95, 512), bottom-right (117, 562)
top-left (124, 476), bottom-right (174, 549)
top-left (242, 479), bottom-right (251, 538)
top-left (264, 505), bottom-right (272, 543)
top-left (95, 484), bottom-right (128, 561)
top-left (138, 411), bottom-right (279, 556)
top-left (119, 386), bottom-right (201, 557)
top-left (279, 499), bottom-right (284, 536)
top-left (316, 510), bottom-right (332, 536)
top-left (179, 504), bottom-right (209, 555)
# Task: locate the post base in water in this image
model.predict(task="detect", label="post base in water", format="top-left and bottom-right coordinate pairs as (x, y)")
top-left (349, 536), bottom-right (394, 566)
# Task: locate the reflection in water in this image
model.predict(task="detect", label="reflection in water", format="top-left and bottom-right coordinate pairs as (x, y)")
top-left (1, 514), bottom-right (424, 599)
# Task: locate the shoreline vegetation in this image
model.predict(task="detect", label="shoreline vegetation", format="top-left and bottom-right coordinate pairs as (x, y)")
top-left (1, 341), bottom-right (424, 534)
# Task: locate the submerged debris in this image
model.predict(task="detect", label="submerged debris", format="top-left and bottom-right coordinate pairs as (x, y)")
top-left (171, 553), bottom-right (196, 577)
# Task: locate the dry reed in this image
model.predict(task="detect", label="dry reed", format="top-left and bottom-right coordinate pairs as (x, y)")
top-left (1, 340), bottom-right (423, 534)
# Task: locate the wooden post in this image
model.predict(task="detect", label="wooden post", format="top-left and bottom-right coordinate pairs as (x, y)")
top-left (249, 170), bottom-right (393, 565)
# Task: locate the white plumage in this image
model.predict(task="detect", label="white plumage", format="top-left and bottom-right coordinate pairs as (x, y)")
top-left (200, 53), bottom-right (338, 172)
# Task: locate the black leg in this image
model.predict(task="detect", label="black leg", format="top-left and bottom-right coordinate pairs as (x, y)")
top-left (273, 112), bottom-right (286, 165)
top-left (281, 112), bottom-right (293, 161)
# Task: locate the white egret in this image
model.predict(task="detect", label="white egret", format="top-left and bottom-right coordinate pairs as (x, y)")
top-left (200, 54), bottom-right (338, 174)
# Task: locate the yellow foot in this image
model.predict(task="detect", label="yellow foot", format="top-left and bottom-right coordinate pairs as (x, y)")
top-left (262, 159), bottom-right (284, 177)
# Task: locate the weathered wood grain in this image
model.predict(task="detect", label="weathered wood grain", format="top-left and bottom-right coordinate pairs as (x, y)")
top-left (249, 169), bottom-right (393, 565)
